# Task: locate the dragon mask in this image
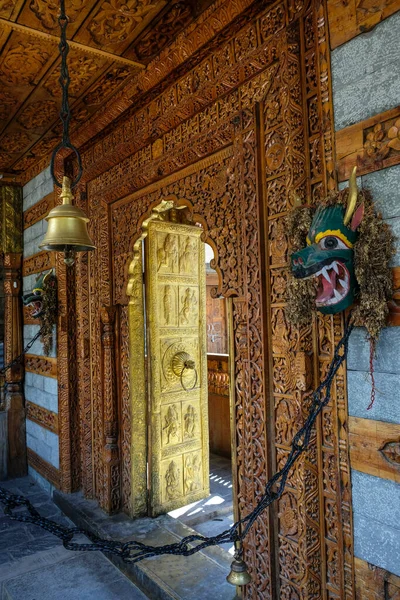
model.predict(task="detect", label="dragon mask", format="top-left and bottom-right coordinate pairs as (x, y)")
top-left (287, 167), bottom-right (395, 341)
top-left (23, 270), bottom-right (57, 356)
top-left (291, 168), bottom-right (364, 315)
top-left (23, 271), bottom-right (54, 318)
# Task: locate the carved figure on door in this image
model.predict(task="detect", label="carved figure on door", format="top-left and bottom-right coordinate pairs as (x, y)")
top-left (158, 234), bottom-right (178, 272)
top-left (183, 404), bottom-right (196, 438)
top-left (184, 454), bottom-right (201, 494)
top-left (163, 405), bottom-right (179, 444)
top-left (180, 288), bottom-right (197, 324)
top-left (165, 460), bottom-right (180, 500)
top-left (163, 285), bottom-right (173, 325)
top-left (180, 237), bottom-right (197, 273)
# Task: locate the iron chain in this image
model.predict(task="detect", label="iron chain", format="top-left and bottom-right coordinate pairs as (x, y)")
top-left (50, 0), bottom-right (82, 187)
top-left (0, 328), bottom-right (44, 378)
top-left (0, 315), bottom-right (354, 563)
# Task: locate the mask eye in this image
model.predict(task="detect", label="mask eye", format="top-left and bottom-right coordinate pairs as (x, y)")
top-left (319, 236), bottom-right (348, 250)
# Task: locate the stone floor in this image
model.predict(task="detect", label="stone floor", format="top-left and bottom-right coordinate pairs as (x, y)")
top-left (0, 477), bottom-right (149, 600)
top-left (0, 455), bottom-right (237, 600)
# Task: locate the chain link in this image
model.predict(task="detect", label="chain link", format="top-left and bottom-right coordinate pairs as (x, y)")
top-left (50, 0), bottom-right (82, 188)
top-left (0, 328), bottom-right (44, 378)
top-left (0, 315), bottom-right (354, 563)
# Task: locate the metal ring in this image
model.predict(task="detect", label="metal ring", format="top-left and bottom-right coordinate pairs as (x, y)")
top-left (180, 365), bottom-right (198, 392)
top-left (50, 141), bottom-right (83, 188)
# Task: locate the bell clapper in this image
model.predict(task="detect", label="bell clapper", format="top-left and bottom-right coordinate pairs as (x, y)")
top-left (64, 246), bottom-right (75, 266)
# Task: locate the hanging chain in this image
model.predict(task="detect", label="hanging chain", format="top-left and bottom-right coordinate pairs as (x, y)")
top-left (0, 328), bottom-right (44, 378)
top-left (50, 0), bottom-right (82, 188)
top-left (0, 315), bottom-right (354, 563)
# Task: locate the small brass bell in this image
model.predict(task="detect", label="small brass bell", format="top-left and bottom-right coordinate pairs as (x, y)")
top-left (226, 542), bottom-right (251, 587)
top-left (39, 176), bottom-right (95, 265)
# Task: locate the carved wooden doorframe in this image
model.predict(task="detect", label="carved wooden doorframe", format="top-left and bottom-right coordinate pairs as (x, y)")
top-left (65, 1), bottom-right (355, 597)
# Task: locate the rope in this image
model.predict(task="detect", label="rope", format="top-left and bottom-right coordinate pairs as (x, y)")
top-left (0, 314), bottom-right (354, 564)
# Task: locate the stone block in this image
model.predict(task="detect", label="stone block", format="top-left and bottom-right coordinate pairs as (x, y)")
top-left (348, 327), bottom-right (400, 373)
top-left (362, 165), bottom-right (400, 220)
top-left (28, 466), bottom-right (55, 495)
top-left (347, 370), bottom-right (400, 424)
top-left (24, 385), bottom-right (58, 413)
top-left (331, 11), bottom-right (400, 130)
top-left (352, 470), bottom-right (400, 523)
top-left (354, 513), bottom-right (400, 577)
top-left (0, 411), bottom-right (7, 480)
top-left (353, 470), bottom-right (400, 576)
top-left (43, 376), bottom-right (58, 397)
top-left (26, 419), bottom-right (59, 468)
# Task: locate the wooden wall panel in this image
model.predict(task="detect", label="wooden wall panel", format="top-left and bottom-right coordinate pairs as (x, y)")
top-left (355, 557), bottom-right (400, 599)
top-left (349, 416), bottom-right (400, 483)
top-left (327, 0), bottom-right (400, 49)
top-left (27, 447), bottom-right (60, 488)
top-left (336, 106), bottom-right (400, 182)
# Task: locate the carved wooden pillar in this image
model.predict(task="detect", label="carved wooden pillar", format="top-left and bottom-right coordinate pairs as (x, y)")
top-left (1, 184), bottom-right (26, 477)
top-left (100, 305), bottom-right (120, 513)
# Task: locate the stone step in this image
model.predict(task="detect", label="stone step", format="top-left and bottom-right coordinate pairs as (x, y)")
top-left (0, 476), bottom-right (150, 600)
top-left (54, 489), bottom-right (238, 600)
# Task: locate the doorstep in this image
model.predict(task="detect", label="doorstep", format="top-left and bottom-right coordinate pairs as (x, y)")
top-left (54, 489), bottom-right (238, 600)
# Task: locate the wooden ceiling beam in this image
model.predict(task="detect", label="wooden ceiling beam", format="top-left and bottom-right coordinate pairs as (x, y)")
top-left (0, 18), bottom-right (145, 69)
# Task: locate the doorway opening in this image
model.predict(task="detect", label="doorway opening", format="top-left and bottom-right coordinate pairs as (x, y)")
top-left (127, 203), bottom-right (235, 553)
top-left (167, 242), bottom-right (234, 555)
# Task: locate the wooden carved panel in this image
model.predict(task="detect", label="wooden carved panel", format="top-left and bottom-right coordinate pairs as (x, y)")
top-left (336, 106), bottom-right (400, 181)
top-left (67, 2), bottom-right (354, 598)
top-left (23, 192), bottom-right (54, 229)
top-left (327, 0), bottom-right (400, 49)
top-left (26, 400), bottom-right (58, 434)
top-left (25, 353), bottom-right (57, 378)
top-left (22, 251), bottom-right (55, 277)
top-left (27, 447), bottom-right (60, 487)
top-left (349, 416), bottom-right (400, 483)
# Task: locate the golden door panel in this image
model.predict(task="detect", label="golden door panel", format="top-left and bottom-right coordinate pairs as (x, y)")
top-left (146, 219), bottom-right (209, 515)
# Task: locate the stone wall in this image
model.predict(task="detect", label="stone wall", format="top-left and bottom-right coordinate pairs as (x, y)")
top-left (23, 167), bottom-right (58, 494)
top-left (332, 10), bottom-right (400, 577)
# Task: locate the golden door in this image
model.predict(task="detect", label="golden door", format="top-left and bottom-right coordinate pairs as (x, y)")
top-left (146, 219), bottom-right (209, 516)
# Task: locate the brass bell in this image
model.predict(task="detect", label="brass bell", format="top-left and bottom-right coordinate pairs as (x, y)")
top-left (226, 543), bottom-right (251, 587)
top-left (39, 176), bottom-right (95, 265)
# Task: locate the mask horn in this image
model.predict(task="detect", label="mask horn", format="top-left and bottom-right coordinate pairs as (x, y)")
top-left (343, 166), bottom-right (358, 226)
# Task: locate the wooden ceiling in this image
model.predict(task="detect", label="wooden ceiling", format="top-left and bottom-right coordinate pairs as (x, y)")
top-left (0, 0), bottom-right (207, 179)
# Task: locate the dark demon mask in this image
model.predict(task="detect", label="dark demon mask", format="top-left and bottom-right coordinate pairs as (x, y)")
top-left (291, 169), bottom-right (364, 314)
top-left (23, 270), bottom-right (55, 318)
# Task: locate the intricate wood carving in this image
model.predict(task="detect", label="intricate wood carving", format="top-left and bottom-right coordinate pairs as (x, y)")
top-left (327, 0), bottom-right (400, 50)
top-left (23, 193), bottom-right (54, 229)
top-left (336, 106), bottom-right (400, 182)
top-left (25, 353), bottom-right (57, 378)
top-left (134, 1), bottom-right (192, 61)
top-left (0, 184), bottom-right (23, 254)
top-left (65, 2), bottom-right (354, 597)
top-left (100, 305), bottom-right (121, 514)
top-left (349, 416), bottom-right (400, 483)
top-left (27, 447), bottom-right (60, 487)
top-left (26, 400), bottom-right (58, 434)
top-left (22, 251), bottom-right (55, 277)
